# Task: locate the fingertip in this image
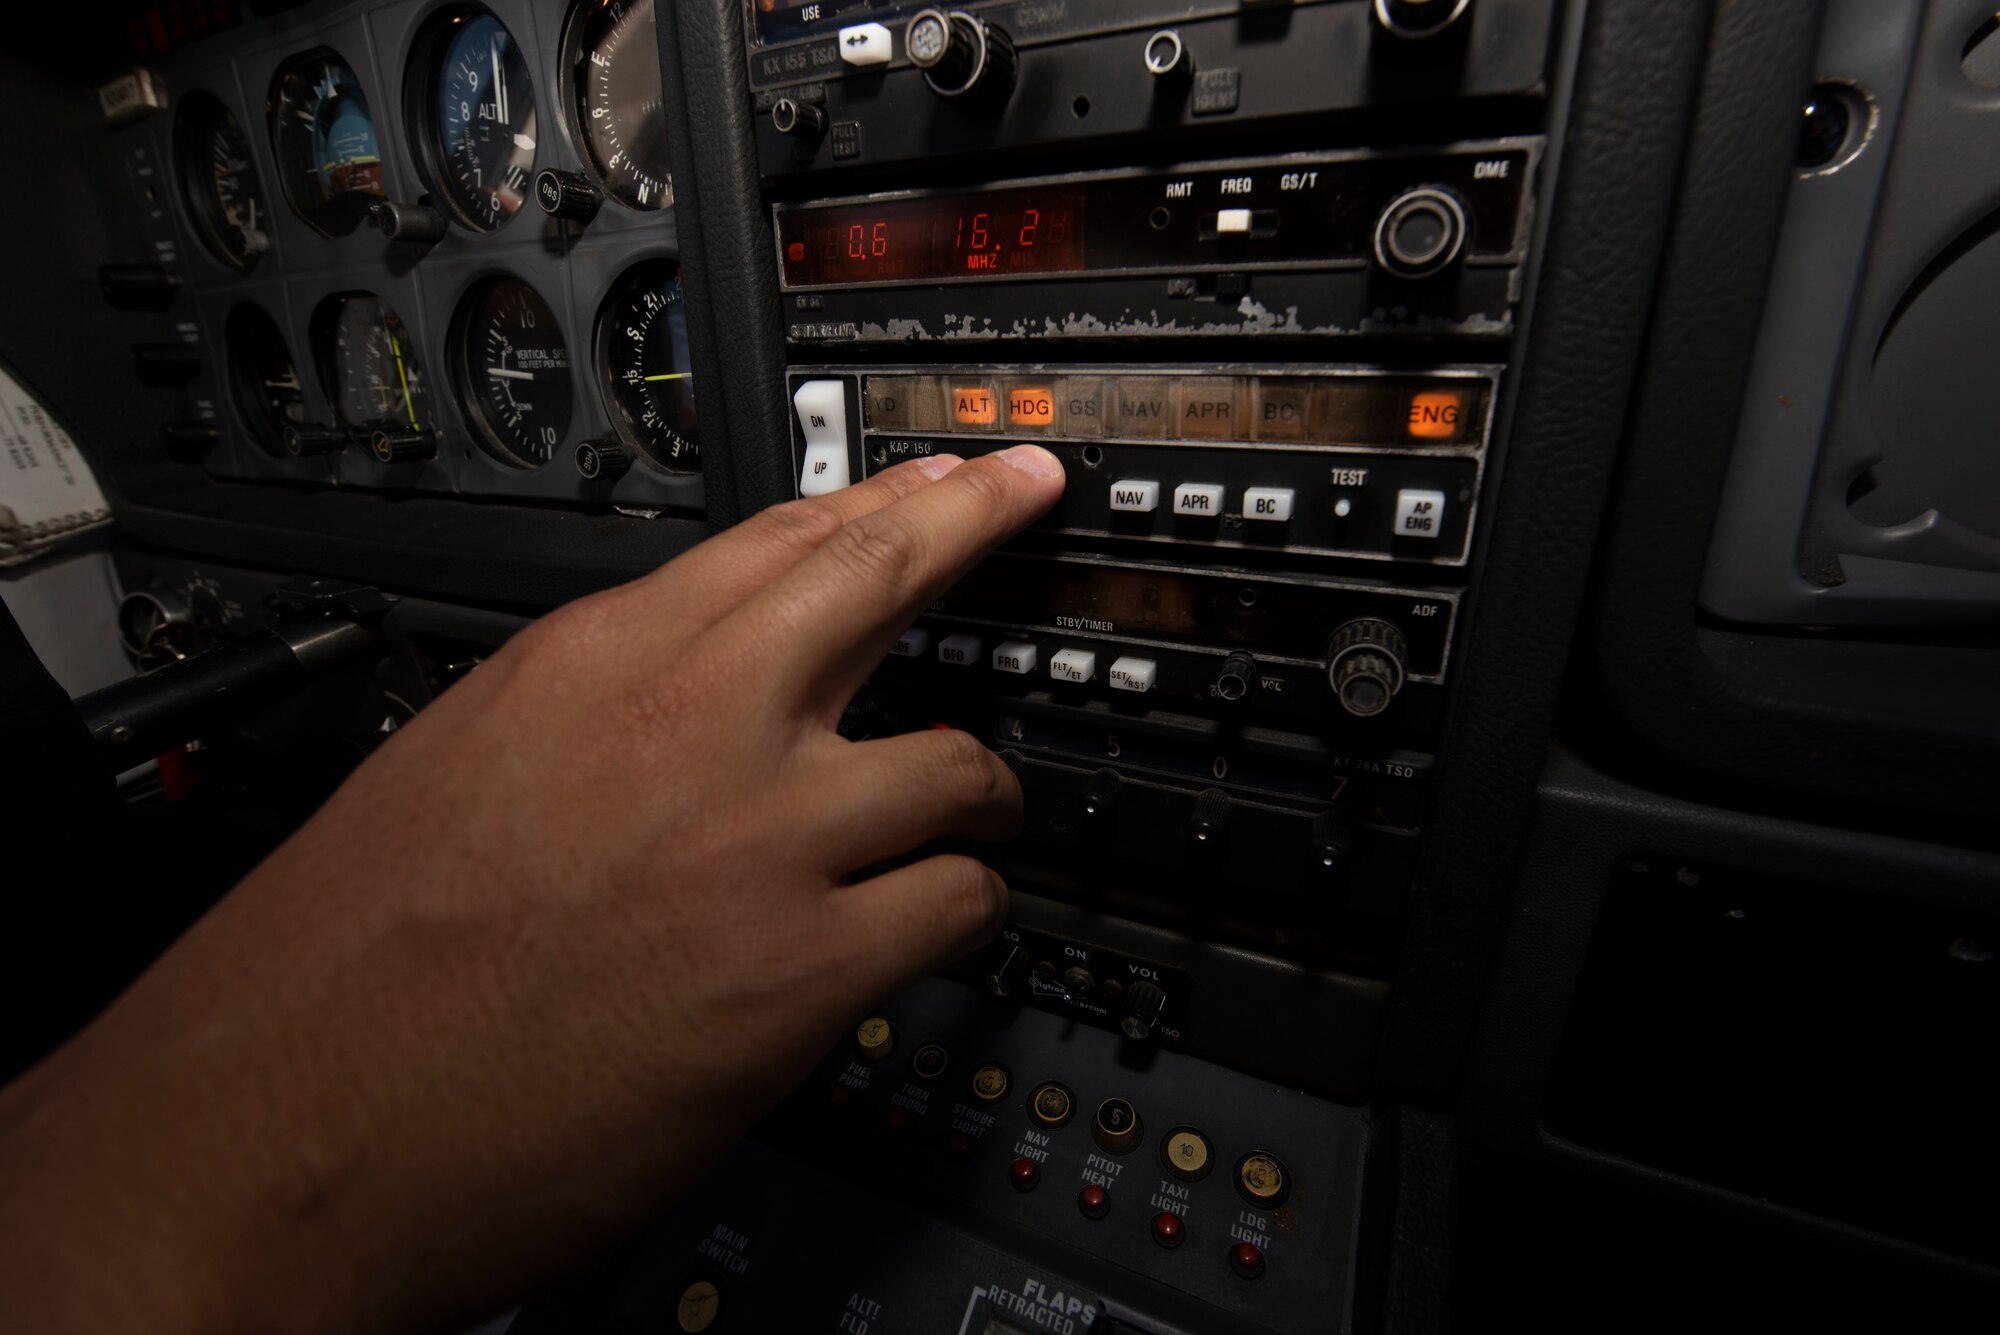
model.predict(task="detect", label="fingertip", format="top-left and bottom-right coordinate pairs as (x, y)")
top-left (994, 444), bottom-right (1065, 482)
top-left (915, 452), bottom-right (965, 480)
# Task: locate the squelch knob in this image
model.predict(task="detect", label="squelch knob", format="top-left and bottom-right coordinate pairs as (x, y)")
top-left (370, 426), bottom-right (436, 464)
top-left (574, 438), bottom-right (631, 479)
top-left (535, 168), bottom-right (602, 224)
top-left (1120, 981), bottom-right (1168, 1041)
top-left (284, 424), bottom-right (347, 457)
top-left (771, 97), bottom-right (828, 142)
top-left (985, 943), bottom-right (1029, 997)
top-left (1327, 619), bottom-right (1409, 718)
top-left (906, 8), bottom-right (1016, 105)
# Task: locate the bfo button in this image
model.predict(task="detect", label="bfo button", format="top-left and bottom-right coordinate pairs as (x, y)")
top-left (992, 640), bottom-right (1037, 674)
top-left (1109, 479), bottom-right (1160, 512)
top-left (1173, 483), bottom-right (1226, 516)
top-left (1393, 488), bottom-right (1446, 539)
top-left (937, 633), bottom-right (981, 665)
top-left (1242, 487), bottom-right (1294, 521)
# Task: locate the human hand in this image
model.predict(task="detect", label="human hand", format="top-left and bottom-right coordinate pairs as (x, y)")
top-left (0, 445), bottom-right (1065, 1334)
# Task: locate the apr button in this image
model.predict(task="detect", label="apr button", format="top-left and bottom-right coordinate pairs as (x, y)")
top-left (1173, 483), bottom-right (1226, 516)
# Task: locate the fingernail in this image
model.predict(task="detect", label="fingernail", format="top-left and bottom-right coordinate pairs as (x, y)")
top-left (916, 453), bottom-right (964, 480)
top-left (995, 444), bottom-right (1064, 479)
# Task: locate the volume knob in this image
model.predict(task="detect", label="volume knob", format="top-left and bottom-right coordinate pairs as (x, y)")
top-left (1120, 982), bottom-right (1168, 1041)
top-left (906, 8), bottom-right (1016, 104)
top-left (1327, 619), bottom-right (1408, 717)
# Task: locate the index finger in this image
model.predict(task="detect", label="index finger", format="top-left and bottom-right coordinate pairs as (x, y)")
top-left (712, 444), bottom-right (1065, 715)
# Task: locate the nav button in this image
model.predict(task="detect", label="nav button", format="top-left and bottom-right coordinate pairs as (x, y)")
top-left (1109, 479), bottom-right (1160, 512)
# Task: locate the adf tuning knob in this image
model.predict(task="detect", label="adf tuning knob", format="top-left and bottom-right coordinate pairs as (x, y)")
top-left (1327, 619), bottom-right (1409, 718)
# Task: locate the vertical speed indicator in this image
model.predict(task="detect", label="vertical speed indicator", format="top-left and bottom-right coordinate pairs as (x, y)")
top-left (594, 258), bottom-right (698, 471)
top-left (450, 276), bottom-right (574, 468)
top-left (560, 0), bottom-right (674, 211)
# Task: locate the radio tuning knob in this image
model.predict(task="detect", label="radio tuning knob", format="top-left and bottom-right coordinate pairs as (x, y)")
top-left (1374, 187), bottom-right (1468, 278)
top-left (1120, 982), bottom-right (1168, 1041)
top-left (1327, 619), bottom-right (1409, 718)
top-left (906, 8), bottom-right (1016, 104)
top-left (1375, 0), bottom-right (1473, 39)
top-left (283, 424), bottom-right (347, 457)
top-left (771, 97), bottom-right (828, 142)
top-left (535, 168), bottom-right (602, 224)
top-left (574, 438), bottom-right (631, 480)
top-left (1143, 29), bottom-right (1194, 82)
top-left (370, 426), bottom-right (436, 464)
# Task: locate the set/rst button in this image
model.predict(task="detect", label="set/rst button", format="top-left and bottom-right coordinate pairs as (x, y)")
top-left (1108, 657), bottom-right (1156, 693)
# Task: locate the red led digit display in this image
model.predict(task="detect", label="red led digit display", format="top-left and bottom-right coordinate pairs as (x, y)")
top-left (778, 187), bottom-right (1086, 288)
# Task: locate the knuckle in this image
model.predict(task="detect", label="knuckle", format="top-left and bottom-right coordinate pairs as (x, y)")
top-left (949, 457), bottom-right (1017, 516)
top-left (752, 498), bottom-right (845, 552)
top-left (821, 511), bottom-right (925, 590)
top-left (928, 730), bottom-right (1007, 804)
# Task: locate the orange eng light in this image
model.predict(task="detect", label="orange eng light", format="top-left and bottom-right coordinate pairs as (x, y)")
top-left (1404, 390), bottom-right (1465, 440)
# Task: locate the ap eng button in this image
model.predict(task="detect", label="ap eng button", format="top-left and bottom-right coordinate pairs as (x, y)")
top-left (1393, 488), bottom-right (1446, 539)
